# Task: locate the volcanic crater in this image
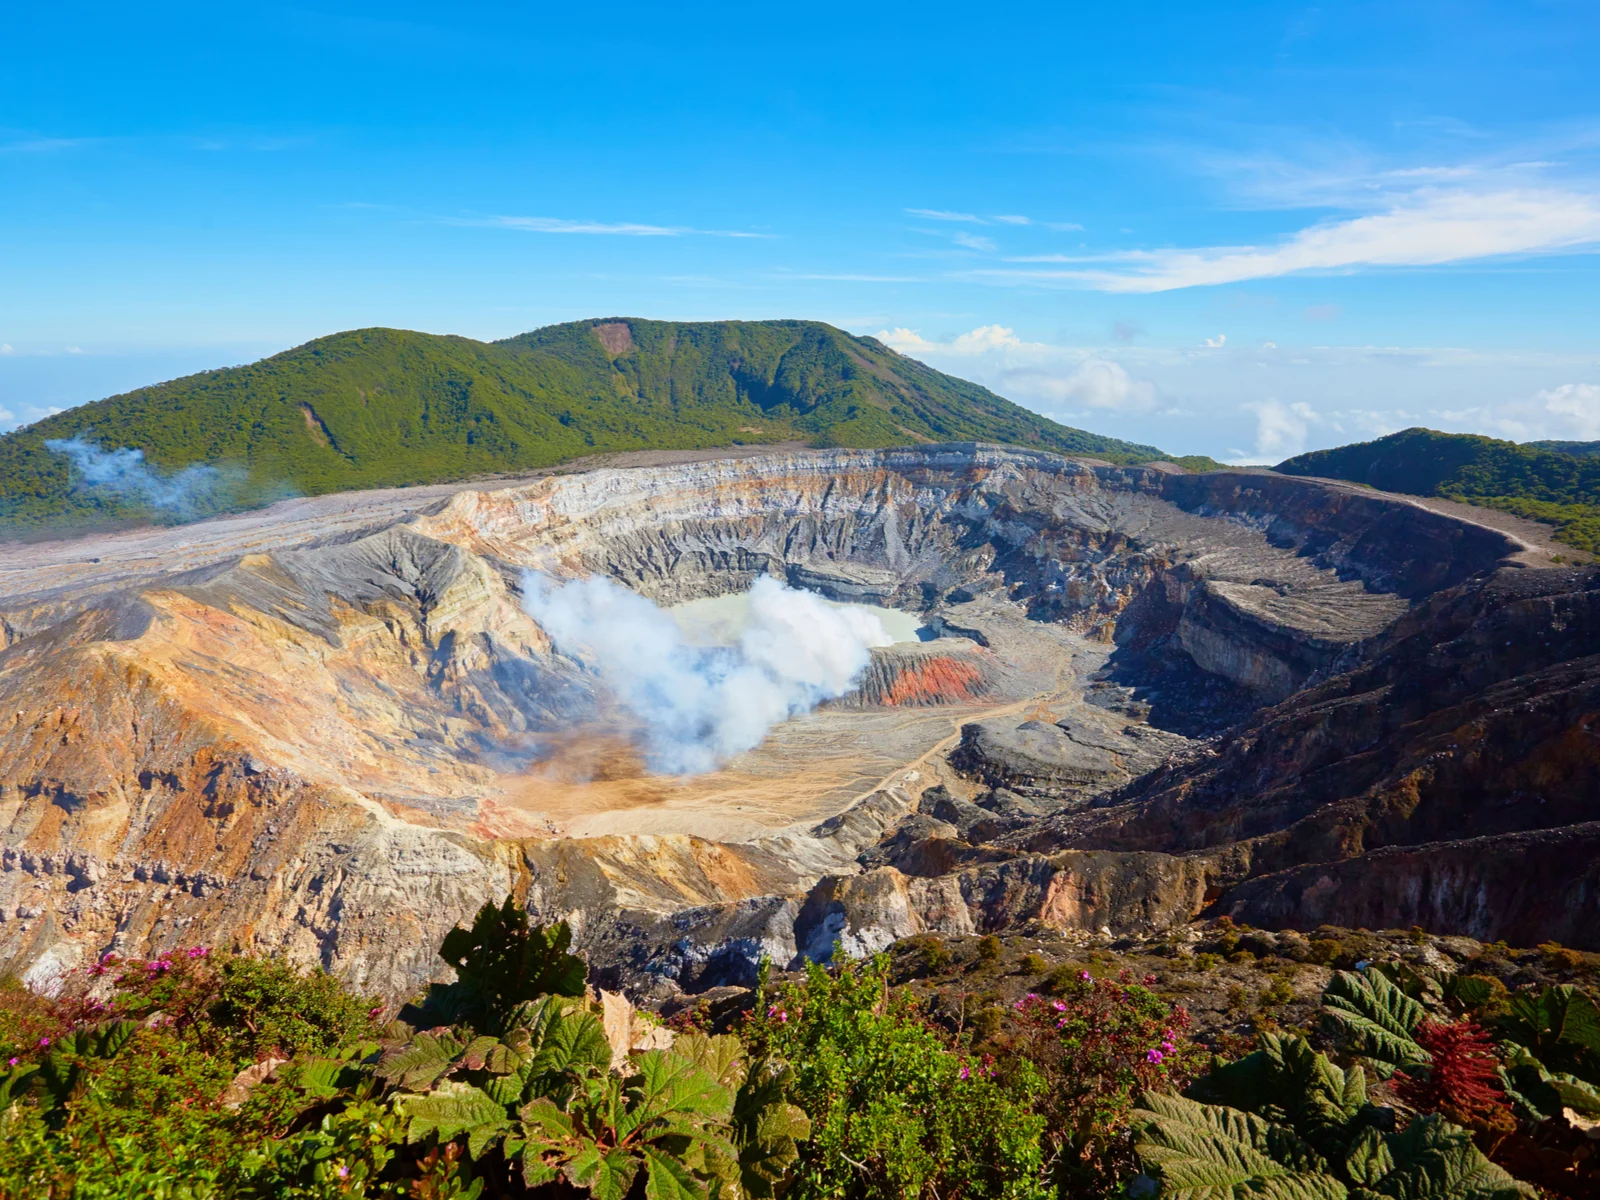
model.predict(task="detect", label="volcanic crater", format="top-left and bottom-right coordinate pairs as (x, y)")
top-left (1, 443), bottom-right (1594, 999)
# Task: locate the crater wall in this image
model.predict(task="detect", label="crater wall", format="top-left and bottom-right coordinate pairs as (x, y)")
top-left (0, 444), bottom-right (1543, 996)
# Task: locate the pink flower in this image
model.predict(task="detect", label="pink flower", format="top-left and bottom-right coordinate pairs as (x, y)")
top-left (38, 1036), bottom-right (50, 1048)
top-left (959, 1066), bottom-right (971, 1080)
top-left (1146, 1049), bottom-right (1164, 1064)
top-left (186, 946), bottom-right (208, 959)
top-left (6, 1057), bottom-right (17, 1066)
top-left (337, 1165), bottom-right (350, 1179)
top-left (1051, 1000), bottom-right (1066, 1012)
top-left (1161, 1040), bottom-right (1175, 1053)
top-left (1079, 970), bottom-right (1092, 982)
top-left (1143, 973), bottom-right (1157, 985)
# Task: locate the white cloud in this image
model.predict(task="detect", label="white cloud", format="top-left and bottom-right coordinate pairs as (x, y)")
top-left (1007, 358), bottom-right (1159, 413)
top-left (1262, 341), bottom-right (1278, 349)
top-left (877, 324), bottom-right (1022, 355)
top-left (953, 231), bottom-right (997, 252)
top-left (485, 215), bottom-right (682, 235)
top-left (1238, 399), bottom-right (1320, 462)
top-left (0, 344), bottom-right (12, 355)
top-left (992, 214), bottom-right (1031, 225)
top-left (970, 187), bottom-right (1600, 292)
top-left (1204, 334), bottom-right (1226, 348)
top-left (458, 215), bottom-right (770, 238)
top-left (906, 208), bottom-right (985, 223)
top-left (787, 273), bottom-right (920, 283)
top-left (1437, 381), bottom-right (1600, 442)
top-left (0, 406), bottom-right (14, 423)
top-left (876, 325), bottom-right (1159, 414)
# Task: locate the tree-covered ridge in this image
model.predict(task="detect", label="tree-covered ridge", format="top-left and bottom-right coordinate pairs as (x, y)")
top-left (1276, 427), bottom-right (1600, 554)
top-left (0, 319), bottom-right (1168, 529)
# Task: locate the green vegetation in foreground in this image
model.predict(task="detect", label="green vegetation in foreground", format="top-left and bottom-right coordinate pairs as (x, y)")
top-left (0, 319), bottom-right (1177, 530)
top-left (4, 902), bottom-right (1596, 1198)
top-left (1277, 426), bottom-right (1600, 555)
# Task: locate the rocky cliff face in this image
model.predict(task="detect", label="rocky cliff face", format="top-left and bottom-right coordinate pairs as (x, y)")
top-left (5, 443), bottom-right (1577, 1002)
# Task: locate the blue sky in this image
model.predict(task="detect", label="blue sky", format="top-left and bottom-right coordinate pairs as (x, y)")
top-left (3, 1), bottom-right (1599, 462)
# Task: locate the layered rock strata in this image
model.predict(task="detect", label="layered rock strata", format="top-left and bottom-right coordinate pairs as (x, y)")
top-left (2, 443), bottom-right (1565, 999)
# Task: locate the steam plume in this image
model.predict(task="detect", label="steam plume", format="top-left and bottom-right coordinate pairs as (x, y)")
top-left (521, 572), bottom-right (894, 774)
top-left (45, 437), bottom-right (226, 516)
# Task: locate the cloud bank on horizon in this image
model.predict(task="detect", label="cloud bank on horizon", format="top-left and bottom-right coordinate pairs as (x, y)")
top-left (878, 326), bottom-right (1600, 465)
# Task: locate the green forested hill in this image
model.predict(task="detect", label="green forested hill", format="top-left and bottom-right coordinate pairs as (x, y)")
top-left (1277, 426), bottom-right (1600, 553)
top-left (0, 318), bottom-right (1169, 528)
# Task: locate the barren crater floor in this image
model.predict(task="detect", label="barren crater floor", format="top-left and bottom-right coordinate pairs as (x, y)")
top-left (1, 443), bottom-right (1593, 1000)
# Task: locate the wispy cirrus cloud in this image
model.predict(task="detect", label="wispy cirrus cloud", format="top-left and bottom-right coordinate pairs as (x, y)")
top-left (952, 231), bottom-right (996, 251)
top-left (969, 187), bottom-right (1600, 292)
top-left (905, 208), bottom-right (985, 223)
top-left (782, 273), bottom-right (922, 282)
top-left (0, 136), bottom-right (95, 154)
top-left (454, 215), bottom-right (771, 237)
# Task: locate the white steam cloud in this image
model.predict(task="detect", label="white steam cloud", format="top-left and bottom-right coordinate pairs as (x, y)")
top-left (46, 437), bottom-right (226, 515)
top-left (521, 573), bottom-right (894, 774)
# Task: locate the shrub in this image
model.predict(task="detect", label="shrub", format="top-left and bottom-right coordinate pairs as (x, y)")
top-left (1258, 976), bottom-right (1296, 1009)
top-left (977, 935), bottom-right (1003, 965)
top-left (919, 937), bottom-right (953, 974)
top-left (206, 955), bottom-right (375, 1060)
top-left (1537, 941), bottom-right (1583, 972)
top-left (1044, 963), bottom-right (1083, 993)
top-left (1018, 953), bottom-right (1047, 976)
top-left (1308, 938), bottom-right (1343, 966)
top-left (1005, 977), bottom-right (1200, 1197)
top-left (749, 954), bottom-right (1047, 1200)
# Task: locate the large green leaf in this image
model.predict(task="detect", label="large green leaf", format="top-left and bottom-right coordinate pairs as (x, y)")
top-left (1499, 1041), bottom-right (1600, 1119)
top-left (397, 1080), bottom-right (510, 1148)
top-left (625, 1050), bottom-right (735, 1135)
top-left (1501, 985), bottom-right (1600, 1078)
top-left (1358, 1114), bottom-right (1533, 1200)
top-left (1322, 972), bottom-right (1429, 1076)
top-left (672, 1033), bottom-right (748, 1091)
top-left (523, 1001), bottom-right (612, 1091)
top-left (643, 1145), bottom-right (712, 1200)
top-left (94, 1019), bottom-right (139, 1059)
top-left (1133, 1092), bottom-right (1347, 1199)
top-left (730, 1056), bottom-right (811, 1199)
top-left (1188, 1034), bottom-right (1369, 1163)
top-left (565, 1144), bottom-right (641, 1200)
top-left (376, 1030), bottom-right (468, 1091)
top-left (435, 898), bottom-right (588, 1028)
top-left (289, 1056), bottom-right (354, 1101)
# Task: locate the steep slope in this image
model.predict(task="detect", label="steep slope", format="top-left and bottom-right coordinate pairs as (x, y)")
top-left (0, 319), bottom-right (1164, 529)
top-left (1278, 427), bottom-right (1600, 553)
top-left (1042, 566), bottom-right (1600, 949)
top-left (0, 445), bottom-right (1538, 998)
